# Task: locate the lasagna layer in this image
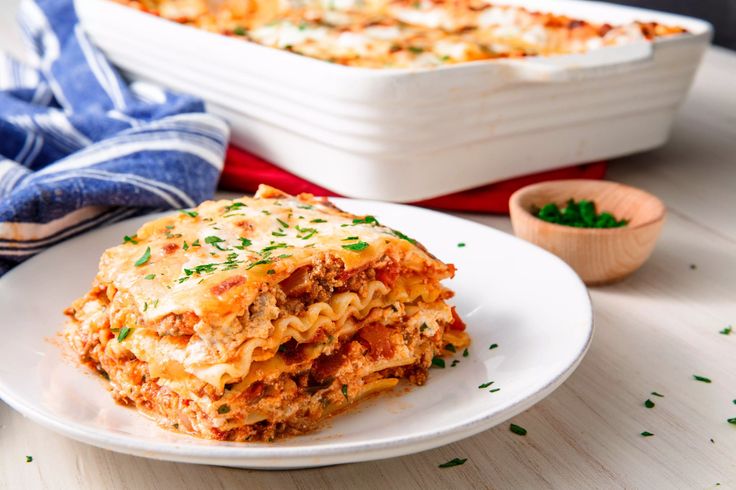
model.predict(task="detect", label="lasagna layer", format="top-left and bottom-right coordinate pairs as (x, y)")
top-left (64, 185), bottom-right (469, 440)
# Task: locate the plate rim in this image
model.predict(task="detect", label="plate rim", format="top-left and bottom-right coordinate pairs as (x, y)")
top-left (0, 199), bottom-right (593, 467)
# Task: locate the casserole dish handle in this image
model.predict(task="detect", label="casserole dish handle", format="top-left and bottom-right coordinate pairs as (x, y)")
top-left (501, 41), bottom-right (654, 82)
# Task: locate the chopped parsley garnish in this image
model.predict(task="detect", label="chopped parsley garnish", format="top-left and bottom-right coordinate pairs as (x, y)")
top-left (276, 218), bottom-right (289, 228)
top-left (184, 263), bottom-right (218, 276)
top-left (342, 236), bottom-right (359, 241)
top-left (182, 241), bottom-right (189, 251)
top-left (641, 431), bottom-right (655, 437)
top-left (191, 239), bottom-right (200, 247)
top-left (644, 399), bottom-right (655, 409)
top-left (342, 384), bottom-right (349, 400)
top-left (489, 343), bottom-right (498, 350)
top-left (272, 231), bottom-right (287, 237)
top-left (144, 274), bottom-right (156, 280)
top-left (438, 458), bottom-right (467, 468)
top-left (261, 209), bottom-right (271, 215)
top-left (431, 357), bottom-right (445, 368)
top-left (457, 242), bottom-right (466, 248)
top-left (123, 235), bottom-right (138, 244)
top-left (143, 302), bottom-right (148, 312)
top-left (25, 456), bottom-right (32, 463)
top-left (204, 235), bottom-right (227, 251)
top-left (179, 209), bottom-right (198, 218)
top-left (509, 423), bottom-right (527, 436)
top-left (262, 243), bottom-right (288, 252)
top-left (342, 241), bottom-right (369, 251)
top-left (478, 381), bottom-right (494, 389)
top-left (463, 348), bottom-right (469, 357)
top-left (267, 269), bottom-right (276, 275)
top-left (651, 391), bottom-right (664, 397)
top-left (117, 327), bottom-right (131, 342)
top-left (391, 229), bottom-right (416, 244)
top-left (719, 325), bottom-right (732, 335)
top-left (693, 375), bottom-right (712, 383)
top-left (310, 219), bottom-right (327, 223)
top-left (225, 202), bottom-right (247, 211)
top-left (295, 225), bottom-right (318, 240)
top-left (232, 26), bottom-right (247, 35)
top-left (408, 46), bottom-right (424, 54)
top-left (238, 238), bottom-right (252, 248)
top-left (217, 405), bottom-right (231, 414)
top-left (420, 322), bottom-right (428, 332)
top-left (247, 258), bottom-right (273, 270)
top-left (445, 343), bottom-right (456, 353)
top-left (134, 247), bottom-right (151, 267)
top-left (352, 215), bottom-right (379, 225)
top-left (298, 204), bottom-right (313, 210)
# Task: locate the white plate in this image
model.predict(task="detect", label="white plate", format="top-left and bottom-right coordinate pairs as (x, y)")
top-left (0, 199), bottom-right (592, 468)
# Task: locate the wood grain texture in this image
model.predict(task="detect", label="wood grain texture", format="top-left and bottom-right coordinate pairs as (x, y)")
top-left (509, 179), bottom-right (666, 285)
top-left (1, 2), bottom-right (735, 487)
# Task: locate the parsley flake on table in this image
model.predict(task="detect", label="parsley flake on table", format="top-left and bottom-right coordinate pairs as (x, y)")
top-left (438, 457), bottom-right (467, 468)
top-left (117, 327), bottom-right (132, 342)
top-left (342, 241), bottom-right (369, 251)
top-left (651, 391), bottom-right (664, 397)
top-left (509, 423), bottom-right (527, 436)
top-left (719, 325), bottom-right (732, 335)
top-left (640, 431), bottom-right (655, 437)
top-left (490, 388), bottom-right (500, 393)
top-left (457, 242), bottom-right (466, 248)
top-left (478, 381), bottom-right (494, 389)
top-left (693, 375), bottom-right (712, 383)
top-left (451, 360), bottom-right (460, 367)
top-left (489, 343), bottom-right (498, 350)
top-left (728, 418), bottom-right (736, 425)
top-left (25, 455), bottom-right (32, 463)
top-left (134, 247), bottom-right (151, 267)
top-left (463, 348), bottom-right (469, 357)
top-left (644, 399), bottom-right (655, 409)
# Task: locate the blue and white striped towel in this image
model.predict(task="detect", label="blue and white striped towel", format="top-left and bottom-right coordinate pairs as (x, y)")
top-left (0, 0), bottom-right (230, 276)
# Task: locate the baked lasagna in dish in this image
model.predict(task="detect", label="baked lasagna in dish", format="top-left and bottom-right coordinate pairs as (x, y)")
top-left (64, 185), bottom-right (469, 441)
top-left (114, 0), bottom-right (687, 68)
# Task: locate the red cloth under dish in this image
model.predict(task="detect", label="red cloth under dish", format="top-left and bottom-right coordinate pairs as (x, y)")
top-left (219, 146), bottom-right (607, 214)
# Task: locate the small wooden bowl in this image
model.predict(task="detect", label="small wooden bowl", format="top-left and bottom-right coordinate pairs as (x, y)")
top-left (509, 179), bottom-right (666, 286)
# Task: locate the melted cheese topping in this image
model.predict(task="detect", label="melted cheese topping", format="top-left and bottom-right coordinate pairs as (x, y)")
top-left (97, 184), bottom-right (443, 326)
top-left (117, 0), bottom-right (687, 68)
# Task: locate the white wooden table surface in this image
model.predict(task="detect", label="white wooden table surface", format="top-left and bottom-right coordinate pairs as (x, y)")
top-left (1, 2), bottom-right (735, 488)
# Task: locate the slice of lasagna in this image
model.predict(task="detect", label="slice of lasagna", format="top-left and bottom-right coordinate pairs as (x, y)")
top-left (64, 185), bottom-right (469, 441)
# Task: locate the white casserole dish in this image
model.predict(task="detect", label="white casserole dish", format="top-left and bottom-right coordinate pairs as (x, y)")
top-left (75, 0), bottom-right (712, 201)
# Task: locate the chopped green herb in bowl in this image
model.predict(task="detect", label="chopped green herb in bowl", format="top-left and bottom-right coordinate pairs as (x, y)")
top-left (534, 199), bottom-right (628, 229)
